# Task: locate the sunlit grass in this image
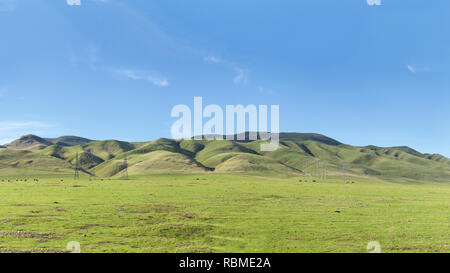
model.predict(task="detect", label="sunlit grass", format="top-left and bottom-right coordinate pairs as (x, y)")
top-left (0, 174), bottom-right (449, 253)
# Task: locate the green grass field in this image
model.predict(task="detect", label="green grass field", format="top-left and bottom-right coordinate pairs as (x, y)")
top-left (0, 173), bottom-right (449, 253)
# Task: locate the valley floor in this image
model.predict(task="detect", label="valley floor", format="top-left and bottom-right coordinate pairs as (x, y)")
top-left (0, 174), bottom-right (449, 253)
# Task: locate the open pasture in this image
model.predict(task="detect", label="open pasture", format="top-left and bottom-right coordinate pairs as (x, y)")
top-left (0, 174), bottom-right (449, 253)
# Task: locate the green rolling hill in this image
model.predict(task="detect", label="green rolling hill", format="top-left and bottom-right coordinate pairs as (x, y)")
top-left (0, 133), bottom-right (449, 183)
top-left (4, 134), bottom-right (93, 150)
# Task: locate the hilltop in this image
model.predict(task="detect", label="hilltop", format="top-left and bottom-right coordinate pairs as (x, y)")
top-left (45, 136), bottom-right (93, 147)
top-left (3, 135), bottom-right (92, 150)
top-left (0, 133), bottom-right (448, 183)
top-left (4, 135), bottom-right (53, 150)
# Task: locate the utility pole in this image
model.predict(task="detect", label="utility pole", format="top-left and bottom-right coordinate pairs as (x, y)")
top-left (74, 152), bottom-right (79, 180)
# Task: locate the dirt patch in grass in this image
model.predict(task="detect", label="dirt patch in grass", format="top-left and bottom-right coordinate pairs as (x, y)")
top-left (30, 210), bottom-right (43, 214)
top-left (0, 231), bottom-right (57, 239)
top-left (181, 213), bottom-right (196, 219)
top-left (192, 247), bottom-right (213, 253)
top-left (119, 204), bottom-right (199, 222)
top-left (157, 224), bottom-right (214, 239)
top-left (79, 224), bottom-right (100, 230)
top-left (119, 203), bottom-right (180, 214)
top-left (168, 211), bottom-right (197, 219)
top-left (20, 215), bottom-right (40, 218)
top-left (262, 195), bottom-right (287, 199)
top-left (10, 204), bottom-right (34, 207)
top-left (0, 248), bottom-right (64, 253)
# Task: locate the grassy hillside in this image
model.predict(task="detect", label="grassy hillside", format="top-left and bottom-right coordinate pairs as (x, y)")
top-left (45, 136), bottom-right (92, 147)
top-left (0, 149), bottom-right (73, 174)
top-left (0, 133), bottom-right (448, 183)
top-left (93, 150), bottom-right (210, 177)
top-left (5, 135), bottom-right (52, 150)
top-left (4, 135), bottom-right (93, 151)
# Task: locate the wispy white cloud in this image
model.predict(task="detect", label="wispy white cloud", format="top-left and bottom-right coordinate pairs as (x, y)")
top-left (69, 44), bottom-right (169, 87)
top-left (204, 56), bottom-right (222, 64)
top-left (119, 69), bottom-right (141, 80)
top-left (204, 55), bottom-right (249, 85)
top-left (0, 138), bottom-right (14, 145)
top-left (407, 65), bottom-right (431, 74)
top-left (0, 121), bottom-right (54, 144)
top-left (66, 0), bottom-right (108, 7)
top-left (234, 68), bottom-right (249, 85)
top-left (367, 0), bottom-right (381, 6)
top-left (0, 121), bottom-right (52, 133)
top-left (114, 69), bottom-right (169, 87)
top-left (66, 0), bottom-right (81, 6)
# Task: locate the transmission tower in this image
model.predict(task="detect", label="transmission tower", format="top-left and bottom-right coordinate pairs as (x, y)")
top-left (74, 152), bottom-right (80, 180)
top-left (123, 154), bottom-right (129, 180)
top-left (303, 158), bottom-right (308, 178)
top-left (313, 159), bottom-right (316, 177)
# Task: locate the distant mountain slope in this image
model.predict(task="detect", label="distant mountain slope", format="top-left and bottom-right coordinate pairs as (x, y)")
top-left (0, 148), bottom-right (73, 173)
top-left (0, 133), bottom-right (448, 183)
top-left (5, 135), bottom-right (53, 150)
top-left (199, 132), bottom-right (342, 146)
top-left (81, 140), bottom-right (135, 160)
top-left (45, 136), bottom-right (92, 146)
top-left (424, 154), bottom-right (450, 165)
top-left (5, 134), bottom-right (93, 150)
top-left (279, 133), bottom-right (342, 146)
top-left (94, 150), bottom-right (210, 177)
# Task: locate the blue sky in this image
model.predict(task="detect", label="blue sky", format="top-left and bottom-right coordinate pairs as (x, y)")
top-left (0, 0), bottom-right (449, 156)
